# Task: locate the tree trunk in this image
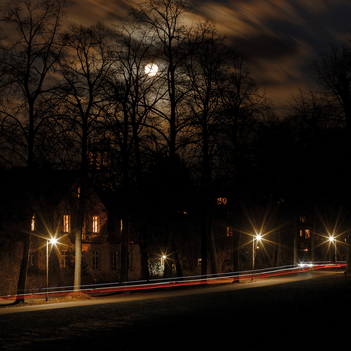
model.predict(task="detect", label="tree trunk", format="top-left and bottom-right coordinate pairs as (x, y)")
top-left (200, 211), bottom-right (208, 278)
top-left (163, 255), bottom-right (173, 279)
top-left (74, 229), bottom-right (82, 290)
top-left (347, 231), bottom-right (351, 273)
top-left (172, 241), bottom-right (183, 279)
top-left (120, 218), bottom-right (129, 283)
top-left (209, 218), bottom-right (218, 276)
top-left (139, 242), bottom-right (150, 282)
top-left (232, 231), bottom-right (240, 283)
top-left (14, 235), bottom-right (30, 304)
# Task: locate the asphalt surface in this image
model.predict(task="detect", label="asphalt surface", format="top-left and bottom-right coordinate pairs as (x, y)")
top-left (0, 270), bottom-right (349, 350)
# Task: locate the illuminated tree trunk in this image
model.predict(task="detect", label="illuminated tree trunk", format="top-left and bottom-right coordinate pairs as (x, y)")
top-left (74, 228), bottom-right (82, 290)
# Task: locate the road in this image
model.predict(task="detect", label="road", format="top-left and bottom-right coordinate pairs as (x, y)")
top-left (0, 269), bottom-right (336, 314)
top-left (0, 270), bottom-right (349, 350)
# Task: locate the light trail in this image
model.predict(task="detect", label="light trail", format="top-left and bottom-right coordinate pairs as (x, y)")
top-left (0, 262), bottom-right (346, 301)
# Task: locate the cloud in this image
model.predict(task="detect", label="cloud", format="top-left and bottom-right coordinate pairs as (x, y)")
top-left (196, 0), bottom-right (306, 38)
top-left (66, 0), bottom-right (136, 26)
top-left (62, 0), bottom-right (351, 116)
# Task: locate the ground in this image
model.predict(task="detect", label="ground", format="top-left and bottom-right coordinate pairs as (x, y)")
top-left (0, 271), bottom-right (350, 350)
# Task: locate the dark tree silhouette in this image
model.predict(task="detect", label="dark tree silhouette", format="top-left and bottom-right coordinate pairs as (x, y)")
top-left (0, 0), bottom-right (66, 303)
top-left (57, 23), bottom-right (115, 289)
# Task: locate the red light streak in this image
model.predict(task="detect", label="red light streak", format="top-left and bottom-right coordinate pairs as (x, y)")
top-left (0, 263), bottom-right (346, 301)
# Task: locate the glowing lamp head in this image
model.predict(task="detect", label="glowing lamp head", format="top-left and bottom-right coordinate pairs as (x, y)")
top-left (49, 237), bottom-right (58, 245)
top-left (329, 236), bottom-right (335, 242)
top-left (145, 63), bottom-right (158, 77)
top-left (256, 234), bottom-right (262, 241)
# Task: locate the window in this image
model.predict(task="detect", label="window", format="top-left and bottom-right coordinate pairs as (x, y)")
top-left (305, 229), bottom-right (310, 239)
top-left (62, 250), bottom-right (67, 268)
top-left (93, 250), bottom-right (99, 270)
top-left (217, 197), bottom-right (227, 205)
top-left (198, 258), bottom-right (202, 266)
top-left (111, 251), bottom-right (118, 270)
top-left (63, 215), bottom-right (71, 233)
top-left (227, 227), bottom-right (233, 237)
top-left (31, 215), bottom-right (35, 231)
top-left (92, 216), bottom-right (99, 233)
top-left (300, 216), bottom-right (306, 223)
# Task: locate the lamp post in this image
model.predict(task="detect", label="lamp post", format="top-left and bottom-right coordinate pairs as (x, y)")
top-left (46, 237), bottom-right (58, 301)
top-left (329, 236), bottom-right (337, 271)
top-left (252, 234), bottom-right (262, 281)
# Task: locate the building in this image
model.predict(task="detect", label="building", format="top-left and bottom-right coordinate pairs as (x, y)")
top-left (0, 167), bottom-right (141, 289)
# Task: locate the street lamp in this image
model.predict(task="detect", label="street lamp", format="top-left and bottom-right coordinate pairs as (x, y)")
top-left (46, 237), bottom-right (58, 301)
top-left (252, 234), bottom-right (262, 281)
top-left (329, 236), bottom-right (337, 270)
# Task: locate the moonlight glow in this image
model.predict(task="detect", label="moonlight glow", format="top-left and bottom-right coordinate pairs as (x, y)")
top-left (144, 63), bottom-right (158, 77)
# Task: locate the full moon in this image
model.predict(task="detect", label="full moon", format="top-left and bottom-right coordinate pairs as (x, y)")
top-left (144, 63), bottom-right (158, 77)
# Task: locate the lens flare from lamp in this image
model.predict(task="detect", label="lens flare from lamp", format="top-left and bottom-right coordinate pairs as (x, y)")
top-left (49, 237), bottom-right (58, 245)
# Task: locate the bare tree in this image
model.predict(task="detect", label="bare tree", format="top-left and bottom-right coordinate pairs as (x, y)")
top-left (130, 0), bottom-right (196, 162)
top-left (130, 0), bottom-right (201, 278)
top-left (103, 23), bottom-right (162, 283)
top-left (219, 50), bottom-right (270, 181)
top-left (57, 23), bottom-right (115, 290)
top-left (0, 0), bottom-right (66, 303)
top-left (287, 84), bottom-right (343, 133)
top-left (185, 23), bottom-right (228, 276)
top-left (0, 0), bottom-right (66, 167)
top-left (311, 41), bottom-right (351, 272)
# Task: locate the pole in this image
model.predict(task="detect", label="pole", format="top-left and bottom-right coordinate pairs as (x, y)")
top-left (46, 240), bottom-right (50, 301)
top-left (335, 240), bottom-right (337, 272)
top-left (252, 238), bottom-right (255, 281)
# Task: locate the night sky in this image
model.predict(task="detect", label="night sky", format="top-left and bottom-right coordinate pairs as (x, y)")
top-left (65, 0), bottom-right (351, 116)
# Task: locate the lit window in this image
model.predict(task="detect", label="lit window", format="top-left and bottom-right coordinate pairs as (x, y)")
top-left (63, 215), bottom-right (71, 233)
top-left (31, 215), bottom-right (35, 231)
top-left (93, 250), bottom-right (99, 270)
top-left (92, 216), bottom-right (99, 233)
top-left (77, 187), bottom-right (80, 198)
top-left (111, 251), bottom-right (118, 270)
top-left (305, 229), bottom-right (310, 239)
top-left (227, 227), bottom-right (233, 237)
top-left (198, 258), bottom-right (202, 266)
top-left (217, 197), bottom-right (227, 205)
top-left (300, 230), bottom-right (303, 237)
